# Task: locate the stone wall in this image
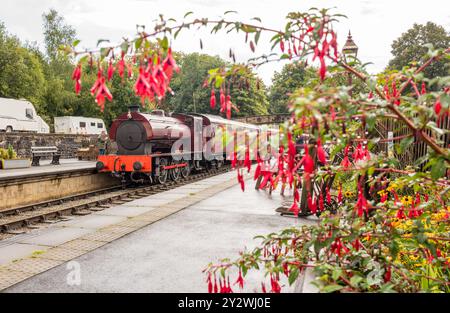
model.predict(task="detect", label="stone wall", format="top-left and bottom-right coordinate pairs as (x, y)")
top-left (0, 133), bottom-right (98, 159)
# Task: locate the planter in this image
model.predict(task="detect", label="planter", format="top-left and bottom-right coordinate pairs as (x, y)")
top-left (1, 159), bottom-right (31, 169)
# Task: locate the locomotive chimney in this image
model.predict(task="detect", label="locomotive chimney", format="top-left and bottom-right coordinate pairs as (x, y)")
top-left (128, 105), bottom-right (140, 113)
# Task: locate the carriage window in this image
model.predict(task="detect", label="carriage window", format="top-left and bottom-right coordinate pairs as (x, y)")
top-left (91, 122), bottom-right (96, 127)
top-left (80, 122), bottom-right (86, 128)
top-left (97, 123), bottom-right (103, 128)
top-left (25, 108), bottom-right (33, 119)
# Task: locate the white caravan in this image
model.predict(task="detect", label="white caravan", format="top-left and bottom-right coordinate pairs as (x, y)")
top-left (54, 116), bottom-right (107, 135)
top-left (0, 97), bottom-right (50, 133)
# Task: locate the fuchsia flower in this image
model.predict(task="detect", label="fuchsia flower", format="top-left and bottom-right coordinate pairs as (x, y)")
top-left (355, 183), bottom-right (368, 217)
top-left (290, 200), bottom-right (300, 217)
top-left (340, 145), bottom-right (351, 168)
top-left (435, 98), bottom-right (442, 115)
top-left (338, 184), bottom-right (343, 203)
top-left (210, 88), bottom-right (216, 109)
top-left (90, 70), bottom-right (112, 112)
top-left (317, 138), bottom-right (327, 165)
top-left (302, 144), bottom-right (314, 176)
top-left (71, 64), bottom-right (82, 95)
top-left (107, 59), bottom-right (115, 81)
top-left (234, 269), bottom-right (244, 289)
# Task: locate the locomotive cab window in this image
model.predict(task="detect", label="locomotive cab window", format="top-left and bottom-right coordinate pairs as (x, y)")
top-left (80, 122), bottom-right (86, 128)
top-left (97, 123), bottom-right (103, 129)
top-left (91, 122), bottom-right (96, 127)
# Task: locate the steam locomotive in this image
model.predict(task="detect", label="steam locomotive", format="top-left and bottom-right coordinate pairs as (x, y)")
top-left (96, 105), bottom-right (265, 184)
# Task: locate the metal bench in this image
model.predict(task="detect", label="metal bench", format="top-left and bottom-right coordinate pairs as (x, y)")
top-left (31, 146), bottom-right (61, 166)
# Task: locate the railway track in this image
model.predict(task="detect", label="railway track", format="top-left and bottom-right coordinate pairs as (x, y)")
top-left (0, 167), bottom-right (231, 235)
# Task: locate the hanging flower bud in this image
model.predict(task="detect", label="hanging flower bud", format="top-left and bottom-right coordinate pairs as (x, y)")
top-left (434, 98), bottom-right (442, 115)
top-left (289, 200), bottom-right (299, 217)
top-left (210, 88), bottom-right (216, 109)
top-left (71, 64), bottom-right (82, 95)
top-left (421, 82), bottom-right (427, 95)
top-left (307, 193), bottom-right (317, 214)
top-left (326, 187), bottom-right (331, 204)
top-left (317, 138), bottom-right (326, 165)
top-left (355, 184), bottom-right (368, 217)
top-left (234, 269), bottom-right (244, 289)
top-left (302, 144), bottom-right (314, 175)
top-left (319, 193), bottom-right (324, 212)
top-left (107, 59), bottom-right (115, 81)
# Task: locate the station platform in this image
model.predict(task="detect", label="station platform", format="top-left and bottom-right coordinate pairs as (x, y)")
top-left (0, 170), bottom-right (316, 293)
top-left (0, 159), bottom-right (96, 181)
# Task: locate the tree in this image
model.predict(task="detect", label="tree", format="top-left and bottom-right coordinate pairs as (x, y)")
top-left (166, 52), bottom-right (269, 117)
top-left (388, 22), bottom-right (450, 81)
top-left (268, 61), bottom-right (311, 113)
top-left (0, 22), bottom-right (47, 110)
top-left (42, 9), bottom-right (76, 62)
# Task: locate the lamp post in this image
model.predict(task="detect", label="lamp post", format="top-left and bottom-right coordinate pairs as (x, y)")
top-left (342, 31), bottom-right (359, 97)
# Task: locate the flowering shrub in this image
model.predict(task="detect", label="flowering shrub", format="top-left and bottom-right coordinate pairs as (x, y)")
top-left (69, 8), bottom-right (450, 292)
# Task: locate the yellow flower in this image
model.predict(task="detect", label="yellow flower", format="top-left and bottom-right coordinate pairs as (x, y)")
top-left (400, 196), bottom-right (413, 206)
top-left (344, 191), bottom-right (354, 198)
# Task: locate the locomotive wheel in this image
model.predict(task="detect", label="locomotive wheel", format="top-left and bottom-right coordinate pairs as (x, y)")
top-left (170, 160), bottom-right (181, 181)
top-left (156, 158), bottom-right (168, 184)
top-left (180, 162), bottom-right (191, 178)
top-left (216, 160), bottom-right (224, 169)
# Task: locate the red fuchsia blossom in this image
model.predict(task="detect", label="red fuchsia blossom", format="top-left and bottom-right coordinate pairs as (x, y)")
top-left (355, 184), bottom-right (368, 217)
top-left (90, 70), bottom-right (112, 112)
top-left (290, 200), bottom-right (300, 216)
top-left (302, 144), bottom-right (314, 177)
top-left (368, 91), bottom-right (374, 99)
top-left (244, 148), bottom-right (251, 173)
top-left (234, 269), bottom-right (244, 289)
top-left (210, 88), bottom-right (216, 109)
top-left (261, 282), bottom-right (267, 293)
top-left (340, 145), bottom-right (351, 168)
top-left (352, 238), bottom-right (362, 251)
top-left (307, 193), bottom-right (317, 214)
top-left (280, 40), bottom-right (285, 53)
top-left (107, 59), bottom-right (115, 81)
top-left (207, 273), bottom-right (213, 293)
top-left (421, 82), bottom-right (427, 95)
top-left (435, 98), bottom-right (442, 116)
top-left (384, 266), bottom-right (391, 283)
top-left (71, 64), bottom-right (82, 95)
top-left (162, 47), bottom-right (180, 81)
top-left (319, 193), bottom-right (325, 212)
top-left (237, 169), bottom-right (245, 192)
top-left (396, 208), bottom-right (406, 219)
top-left (331, 237), bottom-right (349, 257)
top-left (270, 275), bottom-right (281, 293)
top-left (317, 138), bottom-right (327, 165)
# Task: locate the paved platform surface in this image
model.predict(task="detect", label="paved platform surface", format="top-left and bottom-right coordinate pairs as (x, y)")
top-left (0, 159), bottom-right (96, 180)
top-left (1, 171), bottom-right (316, 292)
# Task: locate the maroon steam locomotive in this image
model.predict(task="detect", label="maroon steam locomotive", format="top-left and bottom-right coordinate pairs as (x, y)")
top-left (96, 105), bottom-right (263, 184)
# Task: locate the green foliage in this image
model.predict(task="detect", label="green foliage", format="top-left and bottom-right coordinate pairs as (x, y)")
top-left (165, 52), bottom-right (269, 116)
top-left (268, 61), bottom-right (312, 114)
top-left (0, 23), bottom-right (47, 110)
top-left (388, 22), bottom-right (450, 84)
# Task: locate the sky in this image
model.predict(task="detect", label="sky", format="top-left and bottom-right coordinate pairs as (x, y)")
top-left (1, 0), bottom-right (449, 85)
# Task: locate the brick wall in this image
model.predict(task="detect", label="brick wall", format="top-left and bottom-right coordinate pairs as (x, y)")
top-left (0, 133), bottom-right (98, 159)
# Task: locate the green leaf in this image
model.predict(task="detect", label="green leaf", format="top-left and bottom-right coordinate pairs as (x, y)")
top-left (184, 11), bottom-right (193, 18)
top-left (120, 42), bottom-right (129, 54)
top-left (288, 268), bottom-right (299, 285)
top-left (96, 39), bottom-right (110, 47)
top-left (321, 284), bottom-right (344, 293)
top-left (135, 37), bottom-right (143, 50)
top-left (350, 275), bottom-right (363, 287)
top-left (224, 10), bottom-right (238, 15)
top-left (72, 40), bottom-right (81, 47)
top-left (252, 17), bottom-right (262, 22)
top-left (160, 36), bottom-right (169, 51)
top-left (255, 31), bottom-right (261, 45)
top-left (431, 158), bottom-right (446, 180)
